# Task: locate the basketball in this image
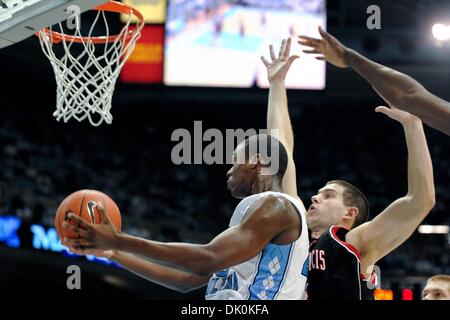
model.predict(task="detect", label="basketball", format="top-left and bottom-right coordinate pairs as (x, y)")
top-left (54, 190), bottom-right (122, 246)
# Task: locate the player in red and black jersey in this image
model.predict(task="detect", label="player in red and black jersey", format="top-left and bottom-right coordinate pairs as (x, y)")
top-left (303, 105), bottom-right (435, 300)
top-left (265, 38), bottom-right (435, 300)
top-left (308, 222), bottom-right (376, 300)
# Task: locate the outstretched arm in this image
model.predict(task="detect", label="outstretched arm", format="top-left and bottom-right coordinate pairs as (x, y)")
top-left (65, 194), bottom-right (299, 276)
top-left (261, 38), bottom-right (303, 204)
top-left (68, 247), bottom-right (209, 293)
top-left (299, 26), bottom-right (450, 135)
top-left (113, 251), bottom-right (210, 293)
top-left (347, 106), bottom-right (435, 265)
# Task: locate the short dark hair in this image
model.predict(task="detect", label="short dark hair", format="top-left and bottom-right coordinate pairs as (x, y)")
top-left (244, 134), bottom-right (288, 180)
top-left (326, 180), bottom-right (369, 228)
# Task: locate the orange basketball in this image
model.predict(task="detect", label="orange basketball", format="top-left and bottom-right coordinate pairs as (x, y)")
top-left (54, 190), bottom-right (122, 246)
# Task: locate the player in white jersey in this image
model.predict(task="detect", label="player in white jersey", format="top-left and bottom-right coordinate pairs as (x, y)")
top-left (205, 191), bottom-right (308, 300)
top-left (63, 39), bottom-right (309, 300)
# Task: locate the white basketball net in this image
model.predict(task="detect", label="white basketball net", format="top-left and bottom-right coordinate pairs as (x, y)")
top-left (38, 10), bottom-right (142, 126)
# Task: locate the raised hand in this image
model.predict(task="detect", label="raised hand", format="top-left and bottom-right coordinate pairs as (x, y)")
top-left (261, 38), bottom-right (299, 84)
top-left (298, 26), bottom-right (349, 68)
top-left (375, 105), bottom-right (422, 126)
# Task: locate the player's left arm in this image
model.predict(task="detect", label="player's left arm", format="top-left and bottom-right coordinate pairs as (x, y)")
top-left (262, 38), bottom-right (304, 206)
top-left (65, 194), bottom-right (299, 276)
top-left (347, 106), bottom-right (435, 265)
top-left (299, 26), bottom-right (450, 135)
top-left (262, 38), bottom-right (298, 156)
top-left (67, 246), bottom-right (210, 293)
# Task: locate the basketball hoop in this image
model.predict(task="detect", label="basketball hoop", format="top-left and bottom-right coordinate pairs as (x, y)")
top-left (37, 1), bottom-right (144, 126)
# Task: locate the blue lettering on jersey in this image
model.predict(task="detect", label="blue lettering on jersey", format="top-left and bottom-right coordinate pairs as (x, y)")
top-left (205, 268), bottom-right (238, 296)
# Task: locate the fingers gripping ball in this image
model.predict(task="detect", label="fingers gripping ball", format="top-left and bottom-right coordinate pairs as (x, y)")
top-left (54, 190), bottom-right (121, 246)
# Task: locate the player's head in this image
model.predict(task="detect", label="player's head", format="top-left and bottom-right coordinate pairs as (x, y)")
top-left (226, 134), bottom-right (288, 199)
top-left (422, 275), bottom-right (450, 300)
top-left (307, 180), bottom-right (369, 232)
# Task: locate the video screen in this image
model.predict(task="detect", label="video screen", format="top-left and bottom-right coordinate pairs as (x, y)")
top-left (164, 0), bottom-right (326, 89)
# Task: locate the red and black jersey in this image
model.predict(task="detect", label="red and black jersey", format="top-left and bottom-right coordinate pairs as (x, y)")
top-left (306, 226), bottom-right (376, 300)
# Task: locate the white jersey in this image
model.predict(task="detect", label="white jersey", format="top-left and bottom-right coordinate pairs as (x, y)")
top-left (205, 191), bottom-right (309, 300)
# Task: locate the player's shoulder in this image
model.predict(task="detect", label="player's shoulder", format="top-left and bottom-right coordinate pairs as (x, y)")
top-left (254, 192), bottom-right (298, 216)
top-left (241, 193), bottom-right (301, 236)
top-left (346, 222), bottom-right (370, 250)
top-left (256, 191), bottom-right (290, 206)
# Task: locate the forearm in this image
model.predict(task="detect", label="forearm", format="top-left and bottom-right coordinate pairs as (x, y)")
top-left (267, 80), bottom-right (294, 153)
top-left (346, 49), bottom-right (450, 134)
top-left (402, 120), bottom-right (435, 207)
top-left (116, 233), bottom-right (213, 276)
top-left (349, 117), bottom-right (434, 262)
top-left (266, 80), bottom-right (300, 198)
top-left (345, 49), bottom-right (418, 106)
top-left (351, 118), bottom-right (434, 257)
top-left (112, 251), bottom-right (209, 293)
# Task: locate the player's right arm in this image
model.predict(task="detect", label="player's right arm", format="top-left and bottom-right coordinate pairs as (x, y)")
top-left (262, 38), bottom-right (304, 206)
top-left (69, 247), bottom-right (210, 293)
top-left (65, 194), bottom-right (300, 276)
top-left (298, 26), bottom-right (450, 135)
top-left (347, 106), bottom-right (435, 266)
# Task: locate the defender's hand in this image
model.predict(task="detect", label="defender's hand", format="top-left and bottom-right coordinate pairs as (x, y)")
top-left (375, 105), bottom-right (422, 126)
top-left (261, 38), bottom-right (299, 84)
top-left (298, 26), bottom-right (349, 68)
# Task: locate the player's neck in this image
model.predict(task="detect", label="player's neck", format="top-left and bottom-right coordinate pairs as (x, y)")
top-left (310, 228), bottom-right (326, 239)
top-left (251, 176), bottom-right (283, 194)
